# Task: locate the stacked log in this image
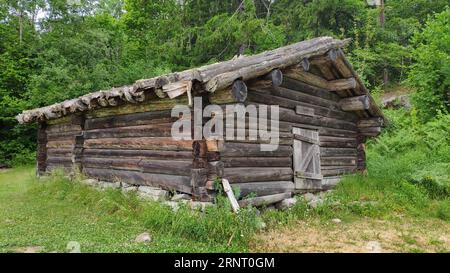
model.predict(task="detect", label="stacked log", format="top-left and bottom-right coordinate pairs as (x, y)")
top-left (45, 118), bottom-right (82, 172)
top-left (82, 109), bottom-right (194, 193)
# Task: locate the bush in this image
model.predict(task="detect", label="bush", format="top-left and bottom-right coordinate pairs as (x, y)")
top-left (408, 9), bottom-right (450, 120)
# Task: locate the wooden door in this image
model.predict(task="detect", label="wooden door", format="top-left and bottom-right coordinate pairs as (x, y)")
top-left (293, 127), bottom-right (322, 190)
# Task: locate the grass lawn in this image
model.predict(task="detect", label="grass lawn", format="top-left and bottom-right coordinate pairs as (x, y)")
top-left (0, 167), bottom-right (257, 253)
top-left (0, 166), bottom-right (448, 253)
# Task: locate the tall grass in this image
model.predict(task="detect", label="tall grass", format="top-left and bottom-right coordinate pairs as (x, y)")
top-left (27, 171), bottom-right (261, 251)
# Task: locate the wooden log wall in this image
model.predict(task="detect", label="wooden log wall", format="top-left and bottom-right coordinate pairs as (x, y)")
top-left (37, 123), bottom-right (48, 175)
top-left (207, 99), bottom-right (295, 198)
top-left (208, 72), bottom-right (362, 197)
top-left (42, 100), bottom-right (197, 195)
top-left (82, 108), bottom-right (194, 194)
top-left (246, 77), bottom-right (360, 179)
top-left (45, 117), bottom-right (82, 173)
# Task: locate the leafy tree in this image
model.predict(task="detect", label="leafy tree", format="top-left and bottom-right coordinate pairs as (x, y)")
top-left (408, 9), bottom-right (450, 120)
top-left (187, 0), bottom-right (285, 65)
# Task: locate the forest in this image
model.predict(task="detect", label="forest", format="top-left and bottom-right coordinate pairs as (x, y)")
top-left (0, 0), bottom-right (448, 166)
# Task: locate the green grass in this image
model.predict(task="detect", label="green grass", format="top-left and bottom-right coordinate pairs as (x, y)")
top-left (0, 167), bottom-right (260, 253)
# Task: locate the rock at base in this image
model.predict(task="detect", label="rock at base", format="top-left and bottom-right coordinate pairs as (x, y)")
top-left (137, 186), bottom-right (169, 201)
top-left (275, 198), bottom-right (297, 209)
top-left (171, 193), bottom-right (191, 201)
top-left (135, 232), bottom-right (152, 243)
top-left (122, 186), bottom-right (138, 193)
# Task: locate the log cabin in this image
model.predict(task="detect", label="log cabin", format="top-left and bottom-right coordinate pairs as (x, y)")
top-left (17, 37), bottom-right (385, 203)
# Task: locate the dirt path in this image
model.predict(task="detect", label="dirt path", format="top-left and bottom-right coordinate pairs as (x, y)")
top-left (251, 217), bottom-right (450, 253)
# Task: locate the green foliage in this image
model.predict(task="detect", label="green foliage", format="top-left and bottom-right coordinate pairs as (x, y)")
top-left (408, 9), bottom-right (450, 120)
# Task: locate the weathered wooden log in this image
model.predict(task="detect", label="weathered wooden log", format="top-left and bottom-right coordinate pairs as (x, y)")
top-left (221, 143), bottom-right (292, 157)
top-left (280, 77), bottom-right (339, 102)
top-left (46, 130), bottom-right (80, 141)
top-left (270, 86), bottom-right (339, 110)
top-left (247, 92), bottom-right (359, 126)
top-left (359, 126), bottom-right (382, 136)
top-left (224, 117), bottom-right (293, 133)
top-left (320, 147), bottom-right (357, 157)
top-left (209, 87), bottom-right (238, 104)
top-left (247, 69), bottom-right (284, 90)
top-left (221, 157), bottom-right (292, 168)
top-left (232, 181), bottom-right (295, 198)
top-left (154, 88), bottom-right (168, 98)
top-left (318, 127), bottom-right (358, 138)
top-left (47, 140), bottom-right (74, 149)
top-left (47, 156), bottom-right (73, 165)
top-left (224, 167), bottom-right (293, 183)
top-left (162, 80), bottom-right (192, 99)
top-left (205, 140), bottom-right (224, 152)
top-left (225, 138), bottom-right (293, 146)
top-left (284, 66), bottom-right (356, 91)
top-left (319, 135), bottom-right (357, 148)
top-left (321, 157), bottom-right (357, 166)
top-left (356, 134), bottom-right (367, 172)
top-left (321, 165), bottom-right (356, 170)
top-left (328, 78), bottom-right (357, 90)
top-left (37, 123), bottom-right (48, 176)
top-left (319, 136), bottom-right (356, 142)
top-left (82, 158), bottom-right (192, 176)
top-left (82, 158), bottom-right (140, 171)
top-left (238, 192), bottom-right (291, 207)
top-left (221, 178), bottom-right (240, 212)
top-left (267, 88), bottom-right (357, 121)
top-left (46, 164), bottom-right (73, 173)
top-left (207, 161), bottom-right (224, 179)
top-left (46, 116), bottom-right (72, 125)
top-left (84, 123), bottom-right (174, 139)
top-left (84, 168), bottom-right (192, 194)
top-left (309, 55), bottom-right (329, 66)
top-left (277, 106), bottom-right (358, 131)
top-left (191, 168), bottom-right (211, 201)
top-left (296, 105), bottom-right (315, 116)
top-left (284, 66), bottom-right (330, 89)
top-left (72, 134), bottom-right (84, 171)
top-left (47, 148), bottom-right (73, 157)
top-left (85, 110), bottom-right (175, 130)
top-left (46, 123), bottom-right (81, 134)
top-left (84, 137), bottom-right (193, 151)
top-left (207, 80), bottom-right (247, 103)
top-left (314, 61), bottom-right (338, 81)
top-left (140, 159), bottom-right (192, 176)
top-left (357, 117), bottom-right (384, 128)
top-left (83, 149), bottom-right (192, 159)
top-left (242, 118), bottom-right (357, 138)
top-left (339, 95), bottom-right (370, 111)
top-left (86, 95), bottom-right (189, 119)
top-left (319, 140), bottom-right (357, 148)
top-left (321, 166), bottom-right (356, 176)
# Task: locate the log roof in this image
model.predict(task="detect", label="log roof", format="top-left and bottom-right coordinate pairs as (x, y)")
top-left (16, 36), bottom-right (384, 124)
